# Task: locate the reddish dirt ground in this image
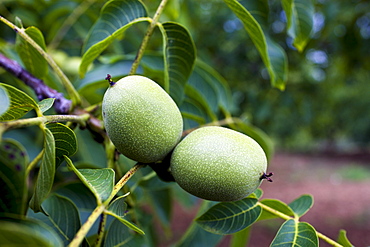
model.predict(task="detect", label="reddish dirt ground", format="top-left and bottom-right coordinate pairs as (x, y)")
top-left (165, 151), bottom-right (370, 247)
top-left (245, 151), bottom-right (370, 247)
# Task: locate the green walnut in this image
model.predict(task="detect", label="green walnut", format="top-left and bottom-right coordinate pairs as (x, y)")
top-left (102, 75), bottom-right (183, 163)
top-left (170, 126), bottom-right (272, 201)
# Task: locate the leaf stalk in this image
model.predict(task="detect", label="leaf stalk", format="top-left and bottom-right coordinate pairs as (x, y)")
top-left (69, 205), bottom-right (105, 247)
top-left (258, 202), bottom-right (344, 247)
top-left (129, 0), bottom-right (169, 74)
top-left (106, 162), bottom-right (146, 204)
top-left (95, 213), bottom-right (107, 247)
top-left (26, 149), bottom-right (45, 175)
top-left (68, 163), bottom-right (145, 247)
top-left (0, 114), bottom-right (90, 134)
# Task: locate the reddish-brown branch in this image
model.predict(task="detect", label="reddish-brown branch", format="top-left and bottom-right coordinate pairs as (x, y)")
top-left (0, 53), bottom-right (71, 114)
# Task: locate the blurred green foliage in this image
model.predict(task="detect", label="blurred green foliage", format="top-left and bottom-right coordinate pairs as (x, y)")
top-left (1, 0), bottom-right (369, 152)
top-left (177, 0), bottom-right (370, 151)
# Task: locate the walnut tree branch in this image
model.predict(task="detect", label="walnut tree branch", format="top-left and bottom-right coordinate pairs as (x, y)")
top-left (0, 53), bottom-right (71, 114)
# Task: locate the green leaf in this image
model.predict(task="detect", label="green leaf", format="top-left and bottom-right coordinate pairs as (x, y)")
top-left (104, 218), bottom-right (134, 247)
top-left (196, 197), bottom-right (261, 235)
top-left (193, 60), bottom-right (234, 113)
top-left (54, 182), bottom-right (97, 211)
top-left (108, 195), bottom-right (129, 217)
top-left (75, 128), bottom-right (107, 168)
top-left (281, 0), bottom-right (293, 30)
top-left (270, 219), bottom-right (318, 247)
top-left (254, 188), bottom-right (263, 199)
top-left (148, 188), bottom-right (172, 228)
top-left (223, 0), bottom-right (287, 90)
top-left (0, 85), bottom-right (10, 116)
top-left (172, 184), bottom-right (199, 209)
top-left (138, 55), bottom-right (233, 120)
top-left (284, 0), bottom-right (314, 52)
top-left (138, 171), bottom-right (173, 190)
top-left (265, 35), bottom-right (288, 89)
top-left (105, 206), bottom-right (145, 235)
top-left (175, 200), bottom-right (224, 247)
top-left (140, 52), bottom-right (165, 73)
top-left (288, 194), bottom-right (314, 218)
top-left (230, 120), bottom-right (274, 162)
top-left (64, 156), bottom-right (114, 203)
top-left (29, 127), bottom-right (56, 214)
top-left (187, 67), bottom-right (222, 115)
top-left (79, 0), bottom-right (149, 78)
top-left (163, 0), bottom-right (180, 20)
top-left (0, 139), bottom-right (28, 214)
top-left (159, 22), bottom-right (196, 104)
top-left (239, 0), bottom-right (288, 89)
top-left (230, 227), bottom-right (252, 247)
top-left (185, 84), bottom-right (217, 122)
top-left (259, 199), bottom-right (295, 221)
top-left (176, 224), bottom-right (224, 247)
top-left (15, 26), bottom-right (48, 79)
top-left (77, 60), bottom-right (136, 105)
top-left (42, 194), bottom-right (82, 245)
top-left (240, 0), bottom-right (269, 26)
top-left (172, 56), bottom-right (235, 128)
top-left (46, 123), bottom-right (77, 166)
top-left (0, 83), bottom-right (39, 121)
top-left (180, 98), bottom-right (209, 129)
top-left (0, 218), bottom-right (63, 247)
top-left (336, 229), bottom-right (354, 247)
top-left (38, 98), bottom-right (55, 113)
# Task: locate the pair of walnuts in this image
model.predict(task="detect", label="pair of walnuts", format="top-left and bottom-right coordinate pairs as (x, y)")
top-left (102, 75), bottom-right (270, 202)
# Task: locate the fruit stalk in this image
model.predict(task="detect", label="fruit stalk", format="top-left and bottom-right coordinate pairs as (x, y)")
top-left (129, 0), bottom-right (169, 74)
top-left (107, 162), bottom-right (146, 203)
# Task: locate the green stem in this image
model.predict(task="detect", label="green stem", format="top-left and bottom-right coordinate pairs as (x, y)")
top-left (130, 171), bottom-right (156, 192)
top-left (0, 114), bottom-right (90, 133)
top-left (129, 0), bottom-right (169, 75)
top-left (69, 205), bottom-right (105, 247)
top-left (106, 162), bottom-right (146, 204)
top-left (257, 202), bottom-right (292, 221)
top-left (26, 149), bottom-right (44, 175)
top-left (104, 138), bottom-right (116, 169)
top-left (68, 163), bottom-right (145, 247)
top-left (0, 16), bottom-right (81, 108)
top-left (316, 232), bottom-right (344, 247)
top-left (258, 202), bottom-right (343, 247)
top-left (95, 213), bottom-right (107, 247)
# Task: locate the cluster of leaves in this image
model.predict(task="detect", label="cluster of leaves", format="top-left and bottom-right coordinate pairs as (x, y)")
top-left (0, 0), bottom-right (355, 246)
